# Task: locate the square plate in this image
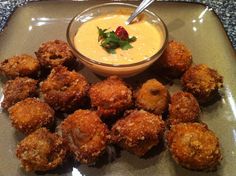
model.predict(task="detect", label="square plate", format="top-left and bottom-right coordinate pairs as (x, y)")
top-left (0, 1), bottom-right (236, 176)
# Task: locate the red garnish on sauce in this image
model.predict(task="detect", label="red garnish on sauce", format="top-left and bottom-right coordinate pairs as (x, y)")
top-left (115, 26), bottom-right (129, 40)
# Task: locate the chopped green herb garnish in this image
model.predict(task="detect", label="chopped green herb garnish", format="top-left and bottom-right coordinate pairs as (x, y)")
top-left (97, 26), bottom-right (137, 54)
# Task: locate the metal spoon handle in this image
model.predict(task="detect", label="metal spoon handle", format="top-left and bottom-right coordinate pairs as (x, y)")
top-left (125, 0), bottom-right (155, 25)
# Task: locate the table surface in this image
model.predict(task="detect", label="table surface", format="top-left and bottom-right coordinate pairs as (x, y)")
top-left (0, 0), bottom-right (235, 49)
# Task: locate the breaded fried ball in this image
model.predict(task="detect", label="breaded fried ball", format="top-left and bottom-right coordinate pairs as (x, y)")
top-left (58, 109), bottom-right (110, 164)
top-left (9, 98), bottom-right (54, 134)
top-left (111, 110), bottom-right (165, 156)
top-left (35, 40), bottom-right (76, 68)
top-left (168, 91), bottom-right (200, 125)
top-left (0, 54), bottom-right (40, 78)
top-left (16, 128), bottom-right (67, 172)
top-left (134, 79), bottom-right (169, 115)
top-left (166, 123), bottom-right (222, 171)
top-left (89, 76), bottom-right (132, 118)
top-left (157, 40), bottom-right (192, 78)
top-left (1, 77), bottom-right (38, 109)
top-left (40, 66), bottom-right (89, 111)
top-left (181, 64), bottom-right (223, 104)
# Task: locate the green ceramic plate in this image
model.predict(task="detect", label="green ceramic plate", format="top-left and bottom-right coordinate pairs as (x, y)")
top-left (0, 1), bottom-right (235, 176)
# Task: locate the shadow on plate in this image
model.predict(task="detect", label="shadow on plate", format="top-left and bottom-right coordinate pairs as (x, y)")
top-left (166, 18), bottom-right (185, 33)
top-left (200, 91), bottom-right (222, 108)
top-left (124, 65), bottom-right (173, 89)
top-left (13, 130), bottom-right (25, 143)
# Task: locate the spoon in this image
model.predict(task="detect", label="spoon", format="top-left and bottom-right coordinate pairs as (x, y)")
top-left (125, 0), bottom-right (155, 25)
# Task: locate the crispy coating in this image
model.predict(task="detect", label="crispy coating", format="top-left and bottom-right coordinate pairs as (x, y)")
top-left (9, 98), bottom-right (54, 134)
top-left (0, 54), bottom-right (40, 79)
top-left (58, 109), bottom-right (110, 164)
top-left (1, 77), bottom-right (38, 109)
top-left (111, 110), bottom-right (165, 156)
top-left (16, 128), bottom-right (67, 172)
top-left (168, 91), bottom-right (200, 125)
top-left (89, 76), bottom-right (132, 118)
top-left (181, 64), bottom-right (223, 104)
top-left (40, 66), bottom-right (89, 111)
top-left (157, 40), bottom-right (192, 78)
top-left (134, 79), bottom-right (169, 115)
top-left (35, 40), bottom-right (76, 68)
top-left (166, 123), bottom-right (222, 171)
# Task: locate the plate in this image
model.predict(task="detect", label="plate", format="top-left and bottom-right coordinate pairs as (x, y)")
top-left (0, 1), bottom-right (236, 176)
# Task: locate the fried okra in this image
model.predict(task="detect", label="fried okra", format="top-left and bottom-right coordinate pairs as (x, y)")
top-left (1, 77), bottom-right (38, 109)
top-left (58, 109), bottom-right (110, 164)
top-left (16, 128), bottom-right (67, 172)
top-left (0, 54), bottom-right (40, 78)
top-left (111, 110), bottom-right (165, 156)
top-left (166, 123), bottom-right (222, 171)
top-left (134, 79), bottom-right (169, 115)
top-left (35, 40), bottom-right (76, 69)
top-left (89, 76), bottom-right (132, 118)
top-left (181, 64), bottom-right (223, 104)
top-left (40, 66), bottom-right (89, 111)
top-left (157, 40), bottom-right (192, 78)
top-left (168, 91), bottom-right (200, 125)
top-left (9, 98), bottom-right (54, 134)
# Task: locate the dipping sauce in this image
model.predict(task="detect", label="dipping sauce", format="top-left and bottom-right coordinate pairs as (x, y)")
top-left (74, 14), bottom-right (164, 65)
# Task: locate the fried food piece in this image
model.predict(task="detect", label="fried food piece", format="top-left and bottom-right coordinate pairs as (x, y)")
top-left (111, 110), bottom-right (165, 156)
top-left (166, 123), bottom-right (222, 171)
top-left (89, 76), bottom-right (132, 118)
top-left (16, 128), bottom-right (67, 172)
top-left (58, 109), bottom-right (110, 164)
top-left (0, 54), bottom-right (40, 78)
top-left (134, 79), bottom-right (169, 115)
top-left (40, 66), bottom-right (89, 111)
top-left (157, 40), bottom-right (192, 78)
top-left (9, 98), bottom-right (54, 134)
top-left (181, 64), bottom-right (223, 104)
top-left (1, 77), bottom-right (38, 109)
top-left (35, 40), bottom-right (76, 69)
top-left (168, 91), bottom-right (200, 125)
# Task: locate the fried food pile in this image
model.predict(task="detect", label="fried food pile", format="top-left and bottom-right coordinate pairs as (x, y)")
top-left (0, 39), bottom-right (223, 173)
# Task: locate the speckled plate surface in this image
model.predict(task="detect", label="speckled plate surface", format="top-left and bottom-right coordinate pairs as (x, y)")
top-left (0, 1), bottom-right (236, 176)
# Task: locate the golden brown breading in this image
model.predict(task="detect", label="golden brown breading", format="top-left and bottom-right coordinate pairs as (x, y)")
top-left (40, 66), bottom-right (89, 111)
top-left (58, 109), bottom-right (110, 164)
top-left (157, 40), bottom-right (192, 78)
top-left (0, 54), bottom-right (40, 79)
top-left (111, 110), bottom-right (165, 156)
top-left (1, 77), bottom-right (38, 109)
top-left (181, 64), bottom-right (223, 104)
top-left (9, 98), bottom-right (54, 134)
top-left (134, 79), bottom-right (169, 115)
top-left (166, 123), bottom-right (222, 171)
top-left (35, 40), bottom-right (76, 69)
top-left (16, 128), bottom-right (67, 172)
top-left (89, 76), bottom-right (132, 118)
top-left (168, 91), bottom-right (200, 125)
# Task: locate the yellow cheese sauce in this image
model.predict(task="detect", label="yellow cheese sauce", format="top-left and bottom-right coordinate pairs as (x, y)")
top-left (74, 14), bottom-right (164, 65)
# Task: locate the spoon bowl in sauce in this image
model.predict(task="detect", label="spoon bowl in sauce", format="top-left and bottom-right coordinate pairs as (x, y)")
top-left (67, 3), bottom-right (168, 77)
